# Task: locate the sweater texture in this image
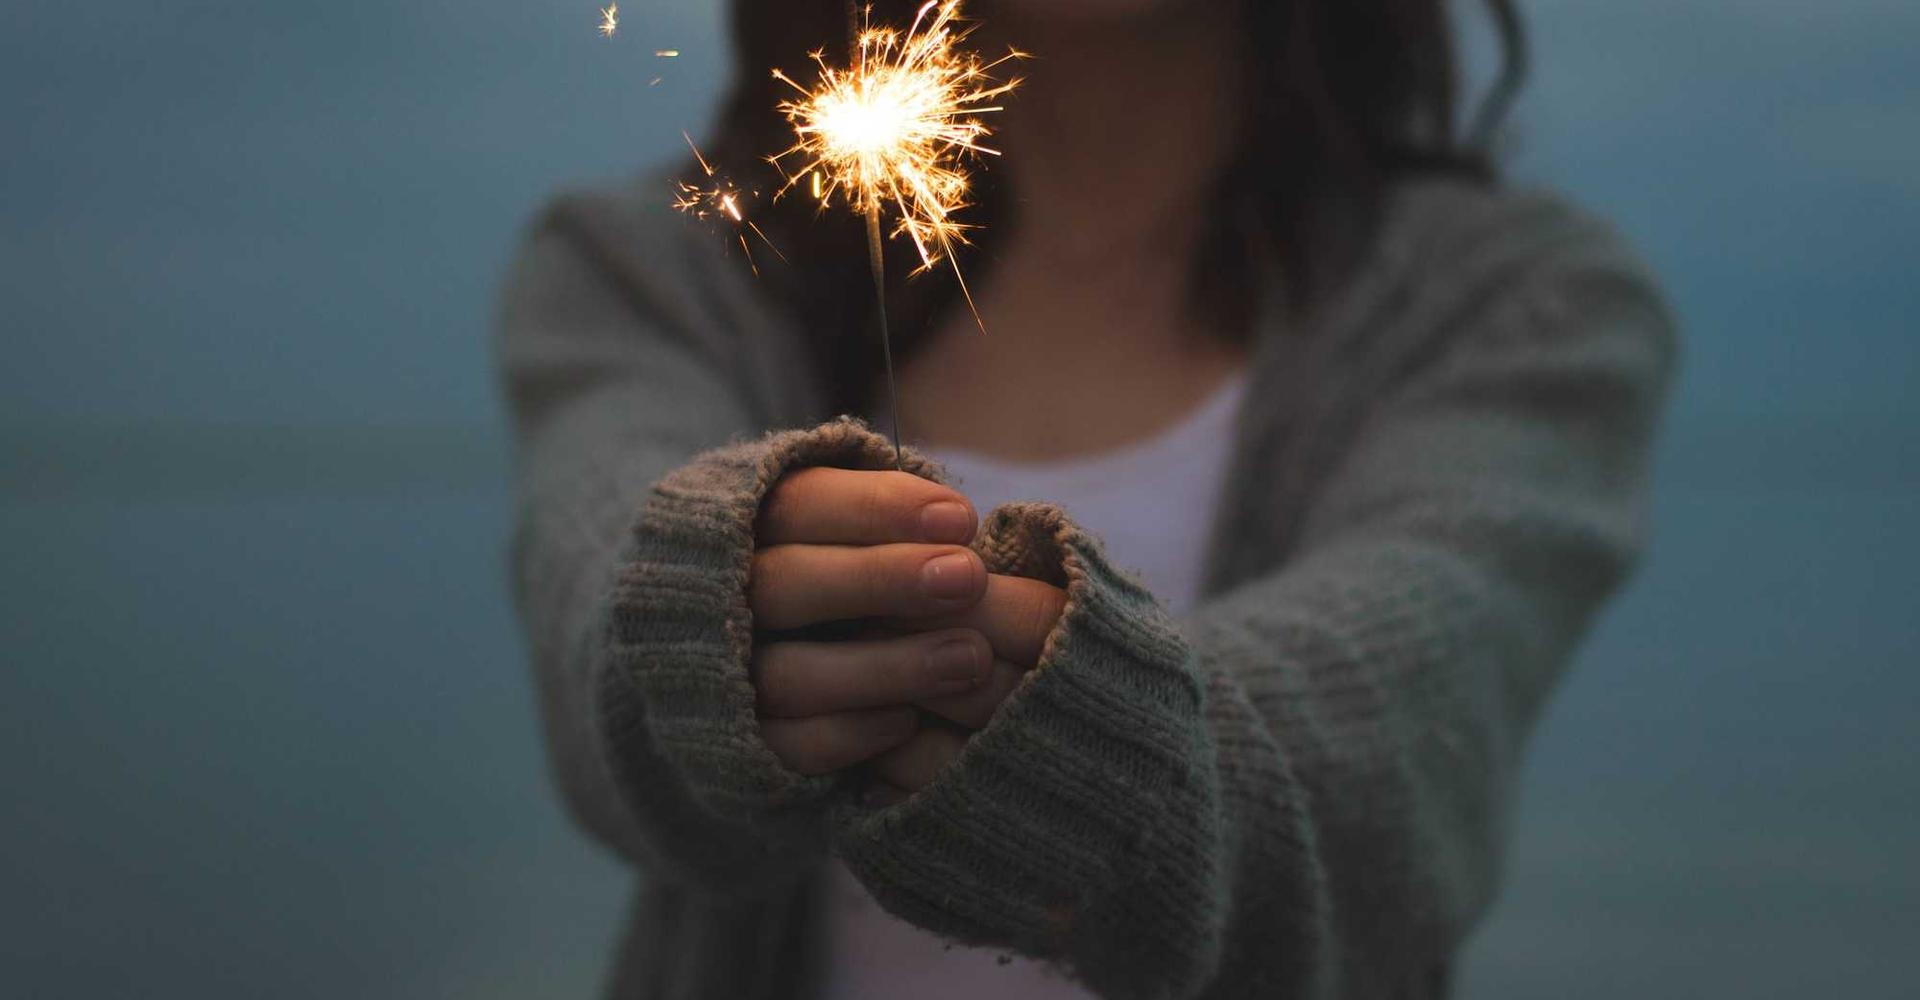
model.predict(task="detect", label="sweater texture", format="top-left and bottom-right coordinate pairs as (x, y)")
top-left (494, 171), bottom-right (1678, 999)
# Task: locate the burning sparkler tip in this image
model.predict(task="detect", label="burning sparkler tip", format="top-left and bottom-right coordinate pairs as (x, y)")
top-left (597, 3), bottom-right (618, 38)
top-left (770, 0), bottom-right (1017, 287)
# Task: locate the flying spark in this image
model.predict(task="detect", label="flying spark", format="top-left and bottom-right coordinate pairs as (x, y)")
top-left (598, 3), bottom-right (618, 38)
top-left (673, 133), bottom-right (786, 277)
top-left (654, 49), bottom-right (680, 58)
top-left (771, 0), bottom-right (1021, 326)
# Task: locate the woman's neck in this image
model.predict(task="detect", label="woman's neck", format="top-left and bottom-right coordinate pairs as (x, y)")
top-left (977, 4), bottom-right (1245, 270)
top-left (894, 4), bottom-right (1251, 462)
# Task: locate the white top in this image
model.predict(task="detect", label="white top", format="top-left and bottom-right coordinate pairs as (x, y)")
top-left (823, 371), bottom-right (1248, 999)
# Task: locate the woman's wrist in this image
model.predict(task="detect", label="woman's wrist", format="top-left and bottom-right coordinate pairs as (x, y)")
top-left (825, 501), bottom-right (1216, 996)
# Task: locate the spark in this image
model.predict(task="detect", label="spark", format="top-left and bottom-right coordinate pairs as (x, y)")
top-left (598, 3), bottom-right (618, 38)
top-left (771, 0), bottom-right (1022, 329)
top-left (673, 132), bottom-right (786, 277)
top-left (654, 49), bottom-right (680, 58)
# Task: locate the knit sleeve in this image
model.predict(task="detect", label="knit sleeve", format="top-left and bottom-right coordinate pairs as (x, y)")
top-left (825, 220), bottom-right (1678, 998)
top-left (496, 186), bottom-right (858, 893)
top-left (604, 417), bottom-right (964, 885)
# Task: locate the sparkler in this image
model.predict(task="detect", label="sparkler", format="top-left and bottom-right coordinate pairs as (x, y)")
top-left (595, 4), bottom-right (676, 72)
top-left (673, 132), bottom-right (787, 277)
top-left (771, 0), bottom-right (1022, 466)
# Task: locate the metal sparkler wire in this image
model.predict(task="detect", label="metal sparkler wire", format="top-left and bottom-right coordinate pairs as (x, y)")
top-left (771, 0), bottom-right (1022, 463)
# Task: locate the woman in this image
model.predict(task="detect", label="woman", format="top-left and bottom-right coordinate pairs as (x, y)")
top-left (496, 0), bottom-right (1677, 996)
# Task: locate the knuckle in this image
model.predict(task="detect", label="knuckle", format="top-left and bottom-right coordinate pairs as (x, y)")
top-left (859, 546), bottom-right (910, 607)
top-left (856, 473), bottom-right (895, 535)
top-left (881, 639), bottom-right (926, 692)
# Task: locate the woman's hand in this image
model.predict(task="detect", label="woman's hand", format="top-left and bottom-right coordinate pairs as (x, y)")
top-left (749, 467), bottom-right (996, 775)
top-left (865, 571), bottom-right (1068, 801)
top-left (747, 466), bottom-right (1067, 798)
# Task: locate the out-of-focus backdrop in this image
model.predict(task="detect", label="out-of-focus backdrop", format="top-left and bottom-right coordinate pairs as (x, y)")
top-left (2, 1), bottom-right (1913, 996)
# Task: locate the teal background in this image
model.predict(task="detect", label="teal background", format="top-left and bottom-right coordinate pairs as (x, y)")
top-left (2, 1), bottom-right (1914, 995)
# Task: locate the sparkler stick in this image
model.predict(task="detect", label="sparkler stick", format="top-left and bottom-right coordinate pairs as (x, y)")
top-left (864, 206), bottom-right (902, 469)
top-left (771, 0), bottom-right (1022, 466)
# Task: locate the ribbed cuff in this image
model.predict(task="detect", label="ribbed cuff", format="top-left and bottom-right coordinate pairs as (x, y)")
top-left (602, 419), bottom-right (940, 842)
top-left (829, 503), bottom-right (1227, 1000)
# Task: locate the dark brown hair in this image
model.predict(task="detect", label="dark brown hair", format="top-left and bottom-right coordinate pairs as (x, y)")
top-left (696, 0), bottom-right (1528, 412)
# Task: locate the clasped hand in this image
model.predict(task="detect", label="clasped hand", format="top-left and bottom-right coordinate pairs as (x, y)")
top-left (748, 467), bottom-right (1066, 803)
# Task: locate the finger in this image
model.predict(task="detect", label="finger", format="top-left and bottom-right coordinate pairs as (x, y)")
top-left (750, 543), bottom-right (987, 630)
top-left (758, 467), bottom-right (977, 546)
top-left (893, 573), bottom-right (1068, 667)
top-left (914, 657), bottom-right (1027, 729)
top-left (872, 725), bottom-right (969, 791)
top-left (752, 629), bottom-right (992, 718)
top-left (760, 706), bottom-right (918, 776)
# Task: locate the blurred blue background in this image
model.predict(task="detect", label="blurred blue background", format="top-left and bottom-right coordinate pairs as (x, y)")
top-left (2, 0), bottom-right (1913, 996)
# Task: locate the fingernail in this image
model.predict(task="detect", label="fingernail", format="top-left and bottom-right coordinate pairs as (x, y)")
top-left (919, 552), bottom-right (978, 601)
top-left (918, 501), bottom-right (974, 543)
top-left (925, 637), bottom-right (982, 689)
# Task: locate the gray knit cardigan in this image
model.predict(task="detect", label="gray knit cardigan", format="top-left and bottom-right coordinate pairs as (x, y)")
top-left (495, 173), bottom-right (1677, 1000)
